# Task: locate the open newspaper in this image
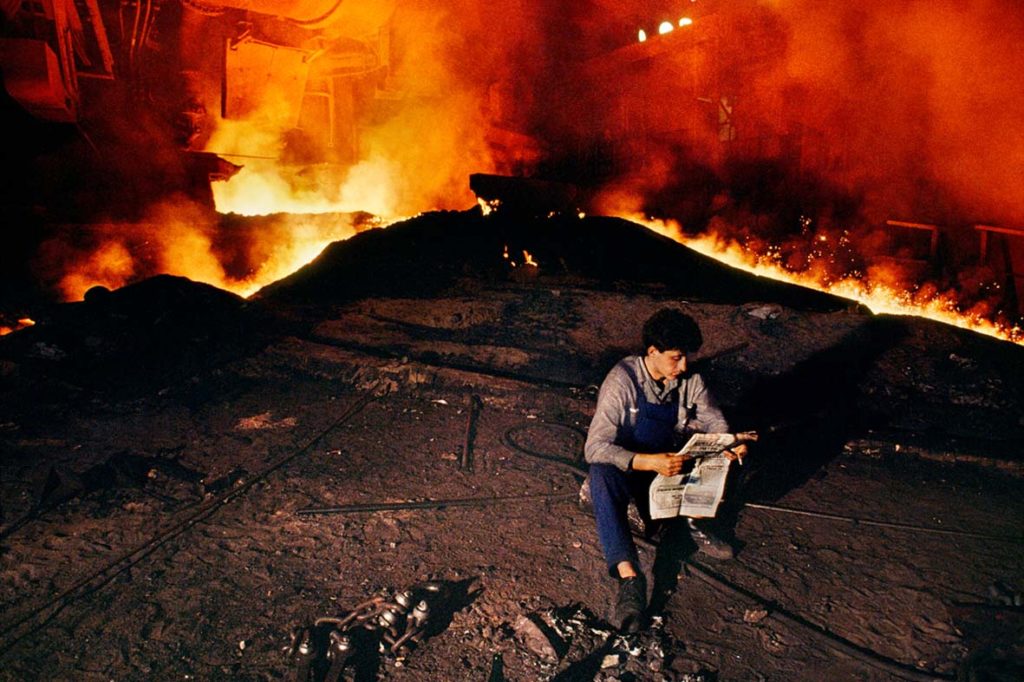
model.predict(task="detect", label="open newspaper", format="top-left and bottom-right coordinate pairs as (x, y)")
top-left (648, 433), bottom-right (736, 520)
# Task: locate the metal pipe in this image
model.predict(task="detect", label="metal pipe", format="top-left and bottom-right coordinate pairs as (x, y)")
top-left (742, 502), bottom-right (1023, 543)
top-left (83, 0), bottom-right (115, 75)
top-left (287, 627), bottom-right (316, 682)
top-left (323, 631), bottom-right (353, 682)
top-left (296, 491), bottom-right (575, 516)
top-left (128, 0), bottom-right (143, 69)
top-left (461, 394), bottom-right (481, 471)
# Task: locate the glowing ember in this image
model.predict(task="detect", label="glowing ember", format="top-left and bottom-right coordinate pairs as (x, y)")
top-left (678, 17), bottom-right (694, 27)
top-left (638, 29), bottom-right (648, 43)
top-left (658, 21), bottom-right (674, 35)
top-left (479, 198), bottom-right (501, 216)
top-left (627, 215), bottom-right (1023, 346)
top-left (0, 318), bottom-right (35, 336)
top-left (502, 245), bottom-right (539, 269)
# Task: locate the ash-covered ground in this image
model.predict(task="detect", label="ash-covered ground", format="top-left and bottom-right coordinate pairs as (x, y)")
top-left (1, 210), bottom-right (1022, 681)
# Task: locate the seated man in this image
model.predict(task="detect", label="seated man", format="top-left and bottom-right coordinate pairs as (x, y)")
top-left (584, 308), bottom-right (748, 633)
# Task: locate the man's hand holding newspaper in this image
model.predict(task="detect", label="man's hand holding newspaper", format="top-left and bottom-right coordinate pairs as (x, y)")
top-left (648, 432), bottom-right (758, 520)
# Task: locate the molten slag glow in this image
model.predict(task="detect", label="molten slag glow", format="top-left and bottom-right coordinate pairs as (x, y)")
top-left (628, 215), bottom-right (1023, 345)
top-left (658, 21), bottom-right (674, 35)
top-left (49, 207), bottom-right (390, 303)
top-left (0, 318), bottom-right (35, 336)
top-left (48, 156), bottom-right (409, 303)
top-left (212, 159), bottom-right (399, 218)
top-left (221, 218), bottom-right (374, 298)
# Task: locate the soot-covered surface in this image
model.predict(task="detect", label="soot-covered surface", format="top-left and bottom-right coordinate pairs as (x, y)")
top-left (0, 211), bottom-right (1022, 681)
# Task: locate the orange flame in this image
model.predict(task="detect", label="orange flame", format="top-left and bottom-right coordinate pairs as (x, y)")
top-left (627, 214), bottom-right (1023, 346)
top-left (211, 159), bottom-right (402, 218)
top-left (48, 208), bottom-right (390, 302)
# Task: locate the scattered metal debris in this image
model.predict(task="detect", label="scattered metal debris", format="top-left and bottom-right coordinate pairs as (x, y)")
top-left (513, 614), bottom-right (563, 663)
top-left (511, 603), bottom-right (705, 681)
top-left (742, 303), bottom-right (784, 320)
top-left (286, 581), bottom-right (451, 680)
top-left (234, 412), bottom-right (298, 431)
top-left (988, 581), bottom-right (1023, 607)
top-left (744, 608), bottom-right (770, 624)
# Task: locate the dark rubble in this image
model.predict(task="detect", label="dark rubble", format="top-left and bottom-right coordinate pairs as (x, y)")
top-left (0, 210), bottom-right (1022, 681)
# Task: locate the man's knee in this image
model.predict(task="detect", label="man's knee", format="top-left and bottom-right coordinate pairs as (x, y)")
top-left (588, 464), bottom-right (632, 513)
top-left (589, 463), bottom-right (626, 491)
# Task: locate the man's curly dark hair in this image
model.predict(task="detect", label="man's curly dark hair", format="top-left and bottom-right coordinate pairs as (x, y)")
top-left (642, 308), bottom-right (703, 353)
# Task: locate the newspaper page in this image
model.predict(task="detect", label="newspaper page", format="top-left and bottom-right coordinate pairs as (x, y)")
top-left (649, 433), bottom-right (735, 520)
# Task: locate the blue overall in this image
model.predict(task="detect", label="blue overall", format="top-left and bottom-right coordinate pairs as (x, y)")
top-left (589, 377), bottom-right (679, 575)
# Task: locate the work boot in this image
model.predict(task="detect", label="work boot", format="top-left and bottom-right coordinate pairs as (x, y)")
top-left (612, 574), bottom-right (647, 633)
top-left (687, 518), bottom-right (734, 560)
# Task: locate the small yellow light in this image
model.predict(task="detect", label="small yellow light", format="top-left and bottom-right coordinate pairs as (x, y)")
top-left (679, 17), bottom-right (693, 27)
top-left (658, 21), bottom-right (674, 35)
top-left (638, 29), bottom-right (647, 42)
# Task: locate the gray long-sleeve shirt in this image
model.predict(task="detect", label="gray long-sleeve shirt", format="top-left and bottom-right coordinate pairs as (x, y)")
top-left (584, 355), bottom-right (730, 471)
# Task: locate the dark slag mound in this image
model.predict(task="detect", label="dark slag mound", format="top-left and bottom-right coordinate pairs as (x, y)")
top-left (255, 210), bottom-right (850, 311)
top-left (0, 275), bottom-right (268, 396)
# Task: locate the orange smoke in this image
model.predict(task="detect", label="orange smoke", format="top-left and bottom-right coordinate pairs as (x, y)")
top-left (206, 0), bottom-right (518, 218)
top-left (53, 240), bottom-right (137, 301)
top-left (583, 1), bottom-right (1024, 226)
top-left (776, 0), bottom-right (1024, 226)
top-left (27, 0), bottom-right (1024, 347)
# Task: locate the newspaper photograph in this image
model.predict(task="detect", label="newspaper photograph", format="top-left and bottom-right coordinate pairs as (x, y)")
top-left (649, 433), bottom-right (736, 520)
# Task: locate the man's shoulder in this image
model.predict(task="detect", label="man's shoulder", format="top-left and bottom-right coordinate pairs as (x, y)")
top-left (608, 355), bottom-right (640, 376)
top-left (602, 356), bottom-right (641, 389)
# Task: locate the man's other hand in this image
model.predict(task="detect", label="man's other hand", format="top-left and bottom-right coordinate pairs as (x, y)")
top-left (722, 443), bottom-right (749, 463)
top-left (631, 453), bottom-right (691, 477)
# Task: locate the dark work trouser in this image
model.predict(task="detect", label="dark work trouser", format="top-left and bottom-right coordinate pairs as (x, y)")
top-left (589, 463), bottom-right (657, 575)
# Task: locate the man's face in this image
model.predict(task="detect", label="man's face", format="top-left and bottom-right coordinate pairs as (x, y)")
top-left (646, 346), bottom-right (688, 381)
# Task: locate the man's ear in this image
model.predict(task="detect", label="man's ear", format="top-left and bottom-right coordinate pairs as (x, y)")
top-left (646, 345), bottom-right (658, 356)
